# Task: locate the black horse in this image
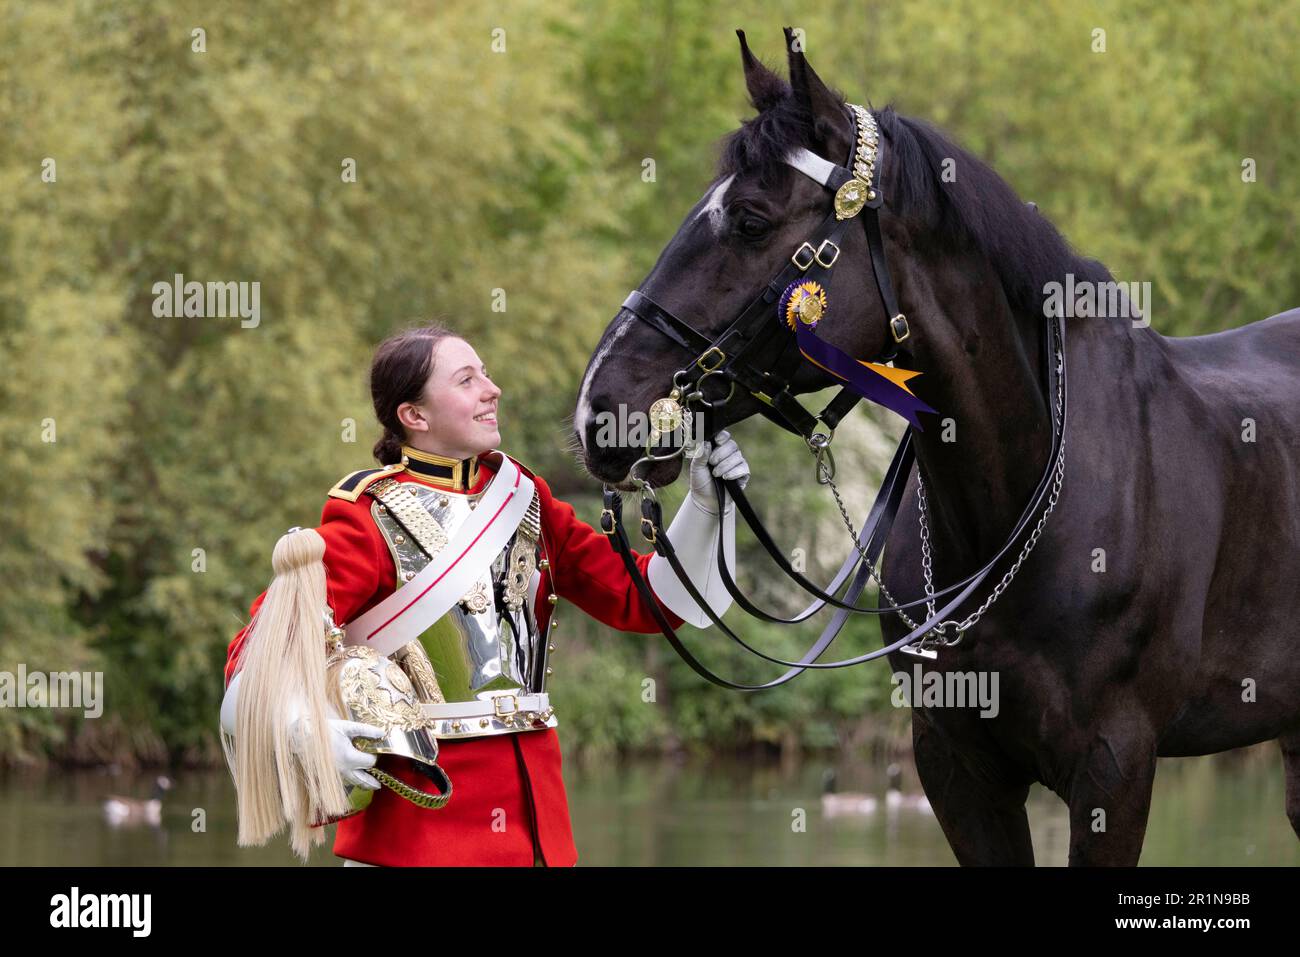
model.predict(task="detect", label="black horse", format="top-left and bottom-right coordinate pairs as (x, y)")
top-left (574, 32), bottom-right (1300, 865)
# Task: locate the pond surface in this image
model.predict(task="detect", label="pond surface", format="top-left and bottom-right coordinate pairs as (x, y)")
top-left (2, 747), bottom-right (1295, 866)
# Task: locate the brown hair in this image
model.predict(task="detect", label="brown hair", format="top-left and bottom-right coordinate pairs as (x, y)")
top-left (370, 323), bottom-right (465, 464)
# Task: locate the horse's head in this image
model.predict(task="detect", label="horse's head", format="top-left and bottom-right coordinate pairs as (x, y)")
top-left (575, 29), bottom-right (924, 489)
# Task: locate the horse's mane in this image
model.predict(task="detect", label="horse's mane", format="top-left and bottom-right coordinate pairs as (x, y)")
top-left (718, 92), bottom-right (1114, 318)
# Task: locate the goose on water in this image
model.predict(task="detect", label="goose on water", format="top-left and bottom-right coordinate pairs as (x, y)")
top-left (102, 775), bottom-right (172, 828)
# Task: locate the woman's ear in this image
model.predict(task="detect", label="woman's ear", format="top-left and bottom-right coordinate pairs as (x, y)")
top-left (396, 400), bottom-right (429, 435)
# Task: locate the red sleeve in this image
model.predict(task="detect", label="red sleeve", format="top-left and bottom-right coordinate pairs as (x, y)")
top-left (532, 472), bottom-right (685, 634)
top-left (224, 495), bottom-right (393, 685)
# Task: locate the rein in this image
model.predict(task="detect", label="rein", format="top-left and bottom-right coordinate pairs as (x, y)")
top-left (601, 103), bottom-right (1068, 689)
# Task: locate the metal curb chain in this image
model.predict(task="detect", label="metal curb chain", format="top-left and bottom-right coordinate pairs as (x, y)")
top-left (818, 458), bottom-right (924, 632)
top-left (817, 332), bottom-right (1065, 652)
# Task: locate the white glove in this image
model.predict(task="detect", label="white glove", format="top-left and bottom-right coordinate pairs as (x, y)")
top-left (222, 672), bottom-right (384, 791)
top-left (296, 717), bottom-right (386, 792)
top-left (688, 430), bottom-right (750, 513)
top-left (647, 430), bottom-right (744, 626)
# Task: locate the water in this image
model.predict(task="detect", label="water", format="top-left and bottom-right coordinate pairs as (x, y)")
top-left (1, 748), bottom-right (1295, 866)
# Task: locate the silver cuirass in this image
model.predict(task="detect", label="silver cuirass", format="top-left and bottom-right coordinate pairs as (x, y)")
top-left (364, 476), bottom-right (556, 740)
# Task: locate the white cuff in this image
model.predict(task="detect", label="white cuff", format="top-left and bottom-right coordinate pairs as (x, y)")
top-left (219, 670), bottom-right (315, 739)
top-left (220, 671), bottom-right (241, 736)
top-left (646, 491), bottom-right (737, 628)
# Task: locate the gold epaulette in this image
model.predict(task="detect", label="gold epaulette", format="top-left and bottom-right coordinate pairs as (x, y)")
top-left (327, 464), bottom-right (406, 502)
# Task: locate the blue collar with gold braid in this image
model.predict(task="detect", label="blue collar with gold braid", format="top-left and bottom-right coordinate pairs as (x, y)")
top-left (400, 445), bottom-right (480, 493)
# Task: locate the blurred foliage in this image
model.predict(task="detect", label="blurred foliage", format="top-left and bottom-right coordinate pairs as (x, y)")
top-left (1, 0), bottom-right (1296, 765)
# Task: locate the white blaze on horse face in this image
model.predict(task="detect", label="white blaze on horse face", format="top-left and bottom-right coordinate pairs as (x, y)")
top-left (694, 174), bottom-right (736, 236)
top-left (575, 314), bottom-right (637, 455)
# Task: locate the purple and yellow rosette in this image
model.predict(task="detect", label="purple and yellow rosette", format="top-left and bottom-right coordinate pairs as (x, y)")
top-left (779, 280), bottom-right (828, 331)
top-left (777, 279), bottom-right (936, 430)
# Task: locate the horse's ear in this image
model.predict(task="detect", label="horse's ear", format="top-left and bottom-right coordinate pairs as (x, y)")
top-left (736, 29), bottom-right (786, 112)
top-left (783, 27), bottom-right (853, 160)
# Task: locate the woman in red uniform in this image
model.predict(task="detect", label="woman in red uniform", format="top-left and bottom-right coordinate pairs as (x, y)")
top-left (219, 323), bottom-right (748, 866)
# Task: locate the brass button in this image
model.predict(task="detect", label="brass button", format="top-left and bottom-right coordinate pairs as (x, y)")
top-left (377, 505), bottom-right (387, 513)
top-left (547, 594), bottom-right (558, 605)
top-left (439, 497), bottom-right (449, 507)
top-left (479, 718), bottom-right (489, 729)
top-left (547, 642), bottom-right (555, 652)
top-left (451, 720), bottom-right (462, 732)
top-left (394, 535), bottom-right (405, 544)
top-left (550, 618), bottom-right (558, 629)
top-left (403, 570), bottom-right (415, 582)
top-left (545, 667), bottom-right (553, 676)
top-left (538, 559), bottom-right (550, 570)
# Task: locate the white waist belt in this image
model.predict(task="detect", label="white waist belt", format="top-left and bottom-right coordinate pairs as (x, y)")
top-left (420, 693), bottom-right (555, 740)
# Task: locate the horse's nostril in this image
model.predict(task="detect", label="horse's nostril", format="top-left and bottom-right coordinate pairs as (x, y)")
top-left (584, 394), bottom-right (616, 445)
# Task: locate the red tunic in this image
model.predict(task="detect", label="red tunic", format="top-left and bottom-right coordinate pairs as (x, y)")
top-left (224, 453), bottom-right (684, 866)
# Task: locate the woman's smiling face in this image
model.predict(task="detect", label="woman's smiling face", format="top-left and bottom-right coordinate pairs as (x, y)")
top-left (397, 337), bottom-right (502, 459)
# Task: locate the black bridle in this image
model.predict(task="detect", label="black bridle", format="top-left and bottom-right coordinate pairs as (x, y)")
top-left (619, 106), bottom-right (908, 452)
top-left (600, 104), bottom-right (1068, 690)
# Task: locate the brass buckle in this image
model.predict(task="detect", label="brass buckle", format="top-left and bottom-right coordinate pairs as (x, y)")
top-left (696, 347), bottom-right (726, 373)
top-left (493, 694), bottom-right (519, 718)
top-left (640, 517), bottom-right (657, 545)
top-left (791, 242), bottom-right (816, 271)
top-left (814, 239), bottom-right (841, 268)
top-left (600, 507), bottom-right (616, 536)
top-left (890, 314), bottom-right (910, 343)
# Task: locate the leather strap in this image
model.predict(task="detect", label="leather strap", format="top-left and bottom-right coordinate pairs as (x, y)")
top-left (702, 315), bottom-right (1065, 621)
top-left (604, 314), bottom-right (1066, 687)
top-left (420, 692), bottom-right (551, 720)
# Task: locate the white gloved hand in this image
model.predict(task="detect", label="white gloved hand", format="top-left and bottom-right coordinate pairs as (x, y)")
top-left (285, 704), bottom-right (385, 792)
top-left (222, 672), bottom-right (385, 792)
top-left (688, 430), bottom-right (750, 512)
top-left (318, 718), bottom-right (385, 791)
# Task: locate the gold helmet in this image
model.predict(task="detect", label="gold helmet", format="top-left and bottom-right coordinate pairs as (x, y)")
top-left (327, 643), bottom-right (452, 815)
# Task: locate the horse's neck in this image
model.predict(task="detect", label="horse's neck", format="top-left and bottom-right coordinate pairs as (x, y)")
top-left (905, 274), bottom-right (1055, 571)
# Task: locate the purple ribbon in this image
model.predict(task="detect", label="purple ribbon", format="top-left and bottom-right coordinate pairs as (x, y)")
top-left (795, 323), bottom-right (936, 430)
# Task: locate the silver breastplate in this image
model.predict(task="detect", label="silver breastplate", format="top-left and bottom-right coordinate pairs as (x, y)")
top-left (368, 479), bottom-right (548, 709)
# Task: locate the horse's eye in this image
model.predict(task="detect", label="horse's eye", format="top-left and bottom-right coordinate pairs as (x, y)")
top-left (737, 215), bottom-right (770, 239)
